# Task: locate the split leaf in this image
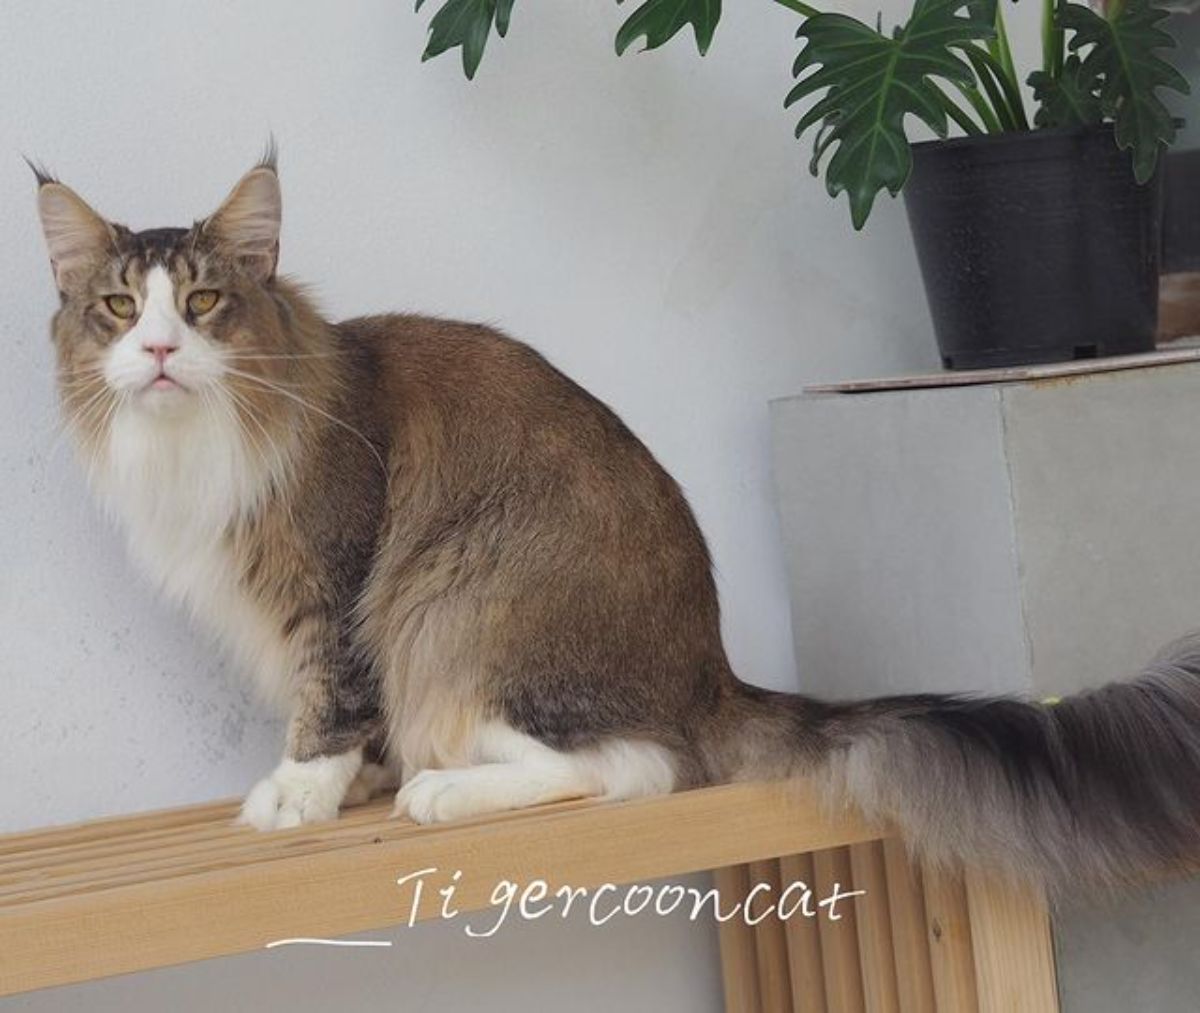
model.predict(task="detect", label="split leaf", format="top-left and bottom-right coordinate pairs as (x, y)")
top-left (786, 0), bottom-right (995, 229)
top-left (1029, 54), bottom-right (1105, 128)
top-left (416, 0), bottom-right (512, 80)
top-left (615, 0), bottom-right (723, 56)
top-left (1060, 0), bottom-right (1189, 181)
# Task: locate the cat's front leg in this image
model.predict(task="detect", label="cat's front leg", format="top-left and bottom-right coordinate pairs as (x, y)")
top-left (238, 663), bottom-right (382, 831)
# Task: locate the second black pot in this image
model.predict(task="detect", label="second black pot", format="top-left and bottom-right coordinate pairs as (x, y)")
top-left (904, 126), bottom-right (1162, 371)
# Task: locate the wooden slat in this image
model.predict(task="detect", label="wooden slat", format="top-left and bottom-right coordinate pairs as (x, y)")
top-left (0, 796), bottom-right (395, 872)
top-left (714, 865), bottom-right (762, 1013)
top-left (964, 870), bottom-right (1059, 1013)
top-left (849, 841), bottom-right (900, 1013)
top-left (780, 852), bottom-right (827, 1013)
top-left (0, 781), bottom-right (881, 997)
top-left (0, 802), bottom-right (401, 895)
top-left (880, 839), bottom-right (935, 1013)
top-left (0, 800), bottom-right (597, 906)
top-left (747, 859), bottom-right (792, 1013)
top-left (0, 800), bottom-right (238, 857)
top-left (813, 847), bottom-right (867, 1013)
top-left (922, 865), bottom-right (979, 1013)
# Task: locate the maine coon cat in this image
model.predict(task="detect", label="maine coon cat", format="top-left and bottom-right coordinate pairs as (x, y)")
top-left (34, 154), bottom-right (1200, 889)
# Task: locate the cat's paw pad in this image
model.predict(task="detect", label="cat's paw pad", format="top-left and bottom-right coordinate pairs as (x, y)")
top-left (393, 769), bottom-right (487, 824)
top-left (237, 755), bottom-right (359, 831)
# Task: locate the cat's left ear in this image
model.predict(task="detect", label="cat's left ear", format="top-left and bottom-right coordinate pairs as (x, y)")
top-left (33, 175), bottom-right (116, 291)
top-left (204, 162), bottom-right (281, 282)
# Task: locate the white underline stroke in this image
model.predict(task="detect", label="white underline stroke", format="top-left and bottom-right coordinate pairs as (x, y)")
top-left (266, 937), bottom-right (394, 949)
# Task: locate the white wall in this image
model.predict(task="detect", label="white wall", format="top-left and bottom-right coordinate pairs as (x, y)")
top-left (0, 0), bottom-right (1036, 1008)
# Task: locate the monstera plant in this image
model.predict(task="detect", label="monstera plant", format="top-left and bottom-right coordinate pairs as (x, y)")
top-left (413, 0), bottom-right (1189, 230)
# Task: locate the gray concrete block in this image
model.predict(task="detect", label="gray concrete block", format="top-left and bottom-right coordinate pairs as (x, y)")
top-left (771, 385), bottom-right (1030, 700)
top-left (770, 360), bottom-right (1200, 1013)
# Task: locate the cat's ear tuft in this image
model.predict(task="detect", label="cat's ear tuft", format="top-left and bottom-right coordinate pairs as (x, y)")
top-left (205, 163), bottom-right (281, 282)
top-left (34, 177), bottom-right (115, 290)
top-left (257, 135), bottom-right (278, 175)
top-left (23, 155), bottom-right (57, 189)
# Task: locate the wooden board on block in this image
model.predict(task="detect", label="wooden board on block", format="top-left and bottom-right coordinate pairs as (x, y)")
top-left (802, 348), bottom-right (1200, 395)
top-left (0, 781), bottom-right (881, 998)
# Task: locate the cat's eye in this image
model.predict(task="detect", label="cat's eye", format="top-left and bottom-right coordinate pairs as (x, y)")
top-left (187, 289), bottom-right (220, 315)
top-left (104, 294), bottom-right (137, 320)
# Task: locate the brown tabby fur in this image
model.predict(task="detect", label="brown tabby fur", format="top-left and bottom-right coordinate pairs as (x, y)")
top-left (36, 155), bottom-right (1200, 891)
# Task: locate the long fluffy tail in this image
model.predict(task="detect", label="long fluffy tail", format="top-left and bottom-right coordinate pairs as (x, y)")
top-left (721, 633), bottom-right (1200, 890)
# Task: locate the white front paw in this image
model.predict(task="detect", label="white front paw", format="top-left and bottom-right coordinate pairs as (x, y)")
top-left (238, 751), bottom-right (362, 831)
top-left (393, 769), bottom-right (483, 824)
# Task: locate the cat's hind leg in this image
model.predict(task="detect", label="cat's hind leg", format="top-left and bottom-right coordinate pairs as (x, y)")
top-left (343, 760), bottom-right (400, 807)
top-left (393, 721), bottom-right (677, 824)
top-left (342, 735), bottom-right (401, 807)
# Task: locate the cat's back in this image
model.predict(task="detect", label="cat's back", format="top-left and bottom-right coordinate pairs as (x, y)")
top-left (336, 312), bottom-right (585, 399)
top-left (334, 312), bottom-right (705, 554)
top-left (335, 312), bottom-right (652, 461)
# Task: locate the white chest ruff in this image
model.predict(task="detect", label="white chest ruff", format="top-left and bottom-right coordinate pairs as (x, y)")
top-left (93, 405), bottom-right (299, 708)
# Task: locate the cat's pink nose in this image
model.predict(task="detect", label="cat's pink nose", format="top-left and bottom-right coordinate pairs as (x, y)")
top-left (142, 341), bottom-right (178, 367)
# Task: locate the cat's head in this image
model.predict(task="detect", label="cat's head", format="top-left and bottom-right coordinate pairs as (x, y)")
top-left (33, 153), bottom-right (301, 449)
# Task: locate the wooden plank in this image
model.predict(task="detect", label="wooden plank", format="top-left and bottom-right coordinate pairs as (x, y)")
top-left (803, 347), bottom-right (1200, 395)
top-left (0, 800), bottom-right (238, 857)
top-left (0, 781), bottom-right (881, 997)
top-left (0, 803), bottom-right (402, 894)
top-left (922, 865), bottom-right (979, 1013)
top-left (880, 839), bottom-right (935, 1013)
top-left (0, 800), bottom-right (596, 905)
top-left (747, 859), bottom-right (792, 1013)
top-left (813, 847), bottom-right (866, 1013)
top-left (849, 841), bottom-right (900, 1013)
top-left (964, 870), bottom-right (1059, 1013)
top-left (779, 852), bottom-right (826, 1013)
top-left (714, 865), bottom-right (762, 1013)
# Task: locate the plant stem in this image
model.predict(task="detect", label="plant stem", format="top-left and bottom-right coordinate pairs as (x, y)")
top-left (771, 0), bottom-right (823, 17)
top-left (968, 44), bottom-right (1031, 131)
top-left (945, 100), bottom-right (985, 136)
top-left (1041, 0), bottom-right (1064, 77)
top-left (989, 2), bottom-right (1029, 129)
top-left (965, 48), bottom-right (1018, 130)
top-left (955, 81), bottom-right (1005, 134)
top-left (933, 84), bottom-right (986, 135)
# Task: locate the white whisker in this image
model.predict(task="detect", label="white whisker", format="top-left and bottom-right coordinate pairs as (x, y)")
top-left (223, 366), bottom-right (388, 479)
top-left (221, 351), bottom-right (341, 361)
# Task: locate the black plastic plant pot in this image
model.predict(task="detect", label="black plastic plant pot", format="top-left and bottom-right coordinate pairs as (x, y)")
top-left (903, 125), bottom-right (1163, 371)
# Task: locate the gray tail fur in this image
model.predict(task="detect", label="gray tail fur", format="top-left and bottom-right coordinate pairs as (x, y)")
top-left (725, 633), bottom-right (1200, 890)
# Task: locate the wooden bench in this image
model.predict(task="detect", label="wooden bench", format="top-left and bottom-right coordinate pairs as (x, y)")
top-left (0, 782), bottom-right (1058, 1010)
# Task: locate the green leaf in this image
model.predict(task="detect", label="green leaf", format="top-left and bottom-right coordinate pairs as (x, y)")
top-left (419, 0), bottom-right (511, 79)
top-left (965, 0), bottom-right (998, 25)
top-left (615, 0), bottom-right (722, 57)
top-left (1028, 54), bottom-right (1104, 128)
top-left (786, 0), bottom-right (995, 230)
top-left (496, 0), bottom-right (515, 36)
top-left (963, 45), bottom-right (1019, 130)
top-left (1060, 0), bottom-right (1189, 182)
